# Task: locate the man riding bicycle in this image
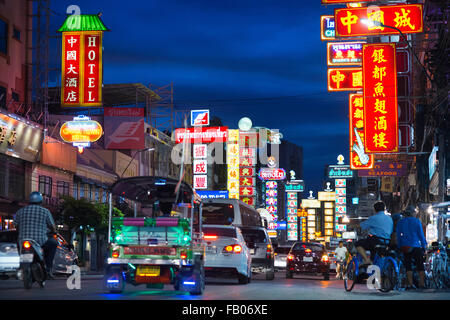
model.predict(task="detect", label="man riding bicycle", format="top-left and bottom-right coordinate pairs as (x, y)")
top-left (335, 240), bottom-right (348, 279)
top-left (13, 191), bottom-right (58, 278)
top-left (355, 201), bottom-right (393, 266)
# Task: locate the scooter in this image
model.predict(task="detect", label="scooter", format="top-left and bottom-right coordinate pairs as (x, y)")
top-left (19, 239), bottom-right (47, 289)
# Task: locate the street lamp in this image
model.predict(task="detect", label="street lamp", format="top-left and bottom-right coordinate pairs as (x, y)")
top-left (120, 148), bottom-right (155, 178)
top-left (360, 19), bottom-right (434, 84)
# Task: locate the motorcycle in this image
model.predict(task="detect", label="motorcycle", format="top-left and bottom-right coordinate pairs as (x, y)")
top-left (19, 239), bottom-right (47, 289)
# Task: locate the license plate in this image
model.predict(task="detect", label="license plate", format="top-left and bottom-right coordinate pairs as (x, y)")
top-left (206, 246), bottom-right (216, 254)
top-left (20, 254), bottom-right (33, 263)
top-left (250, 249), bottom-right (255, 255)
top-left (137, 266), bottom-right (160, 277)
top-left (303, 257), bottom-right (313, 262)
top-left (124, 246), bottom-right (176, 256)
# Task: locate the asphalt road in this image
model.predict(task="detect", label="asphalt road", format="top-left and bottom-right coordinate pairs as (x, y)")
top-left (0, 271), bottom-right (449, 300)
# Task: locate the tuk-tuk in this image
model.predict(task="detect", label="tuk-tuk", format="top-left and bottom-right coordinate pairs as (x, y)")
top-left (103, 176), bottom-right (205, 295)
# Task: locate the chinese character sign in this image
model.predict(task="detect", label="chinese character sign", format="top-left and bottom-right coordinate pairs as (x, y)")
top-left (327, 67), bottom-right (362, 91)
top-left (349, 93), bottom-right (374, 169)
top-left (363, 43), bottom-right (398, 153)
top-left (287, 192), bottom-right (298, 241)
top-left (335, 4), bottom-right (423, 37)
top-left (61, 32), bottom-right (103, 107)
top-left (227, 130), bottom-right (240, 199)
top-left (327, 42), bottom-right (364, 66)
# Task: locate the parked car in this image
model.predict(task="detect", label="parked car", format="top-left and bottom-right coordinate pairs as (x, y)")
top-left (0, 230), bottom-right (78, 278)
top-left (238, 226), bottom-right (275, 280)
top-left (286, 242), bottom-right (330, 280)
top-left (328, 251), bottom-right (337, 272)
top-left (203, 225), bottom-right (252, 284)
top-left (274, 245), bottom-right (291, 270)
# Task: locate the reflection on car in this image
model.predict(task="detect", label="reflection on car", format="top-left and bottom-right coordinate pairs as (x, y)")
top-left (0, 230), bottom-right (78, 279)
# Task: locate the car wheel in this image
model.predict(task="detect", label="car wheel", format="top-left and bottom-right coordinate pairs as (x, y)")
top-left (238, 273), bottom-right (249, 284)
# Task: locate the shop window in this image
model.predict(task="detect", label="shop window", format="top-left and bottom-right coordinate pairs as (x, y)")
top-left (57, 181), bottom-right (69, 197)
top-left (79, 183), bottom-right (85, 198)
top-left (39, 175), bottom-right (52, 197)
top-left (0, 18), bottom-right (7, 55)
top-left (94, 187), bottom-right (99, 201)
top-left (102, 189), bottom-right (107, 203)
top-left (73, 182), bottom-right (78, 199)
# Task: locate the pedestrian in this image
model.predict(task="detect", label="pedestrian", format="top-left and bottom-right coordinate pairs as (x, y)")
top-left (355, 201), bottom-right (393, 266)
top-left (396, 205), bottom-right (427, 290)
top-left (334, 240), bottom-right (348, 279)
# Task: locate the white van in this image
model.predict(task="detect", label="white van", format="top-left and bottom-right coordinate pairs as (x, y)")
top-left (201, 199), bottom-right (263, 227)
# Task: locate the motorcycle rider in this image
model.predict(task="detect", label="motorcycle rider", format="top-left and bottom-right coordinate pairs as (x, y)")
top-left (14, 191), bottom-right (58, 279)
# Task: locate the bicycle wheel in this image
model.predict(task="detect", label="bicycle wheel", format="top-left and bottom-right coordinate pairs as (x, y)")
top-left (432, 257), bottom-right (445, 289)
top-left (379, 259), bottom-right (396, 293)
top-left (397, 260), bottom-right (407, 290)
top-left (344, 260), bottom-right (357, 292)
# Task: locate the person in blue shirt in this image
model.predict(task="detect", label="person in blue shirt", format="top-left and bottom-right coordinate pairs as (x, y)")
top-left (355, 201), bottom-right (393, 265)
top-left (397, 205), bottom-right (427, 290)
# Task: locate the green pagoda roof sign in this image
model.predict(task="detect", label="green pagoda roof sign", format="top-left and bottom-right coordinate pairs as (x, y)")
top-left (58, 14), bottom-right (109, 32)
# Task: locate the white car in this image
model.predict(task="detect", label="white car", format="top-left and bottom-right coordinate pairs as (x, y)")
top-left (203, 225), bottom-right (252, 284)
top-left (274, 245), bottom-right (291, 270)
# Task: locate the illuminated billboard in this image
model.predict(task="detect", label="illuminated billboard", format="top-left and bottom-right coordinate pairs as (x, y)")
top-left (321, 15), bottom-right (336, 41)
top-left (327, 42), bottom-right (365, 66)
top-left (60, 115), bottom-right (103, 152)
top-left (327, 67), bottom-right (362, 91)
top-left (363, 43), bottom-right (398, 153)
top-left (335, 4), bottom-right (424, 37)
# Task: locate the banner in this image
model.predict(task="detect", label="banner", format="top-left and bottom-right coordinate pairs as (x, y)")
top-left (327, 67), bottom-right (362, 91)
top-left (363, 43), bottom-right (398, 153)
top-left (104, 108), bottom-right (145, 149)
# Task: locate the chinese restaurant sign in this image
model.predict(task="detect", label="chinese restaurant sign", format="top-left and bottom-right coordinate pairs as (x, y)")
top-left (327, 42), bottom-right (364, 66)
top-left (357, 162), bottom-right (408, 177)
top-left (327, 67), bottom-right (362, 91)
top-left (349, 93), bottom-right (374, 170)
top-left (227, 129), bottom-right (240, 199)
top-left (335, 4), bottom-right (424, 37)
top-left (61, 31), bottom-right (103, 107)
top-left (363, 43), bottom-right (398, 153)
top-left (60, 115), bottom-right (103, 152)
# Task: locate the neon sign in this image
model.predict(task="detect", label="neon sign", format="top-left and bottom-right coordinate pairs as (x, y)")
top-left (327, 42), bottom-right (365, 66)
top-left (60, 115), bottom-right (103, 152)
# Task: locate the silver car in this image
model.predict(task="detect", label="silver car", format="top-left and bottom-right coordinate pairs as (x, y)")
top-left (0, 230), bottom-right (78, 278)
top-left (274, 245), bottom-right (292, 270)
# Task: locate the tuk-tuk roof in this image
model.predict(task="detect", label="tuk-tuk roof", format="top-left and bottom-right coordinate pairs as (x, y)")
top-left (110, 176), bottom-right (195, 204)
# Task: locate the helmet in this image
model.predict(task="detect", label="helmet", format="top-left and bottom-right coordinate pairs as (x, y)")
top-left (29, 191), bottom-right (43, 204)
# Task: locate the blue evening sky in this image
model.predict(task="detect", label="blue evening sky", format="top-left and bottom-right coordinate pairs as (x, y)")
top-left (49, 0), bottom-right (349, 193)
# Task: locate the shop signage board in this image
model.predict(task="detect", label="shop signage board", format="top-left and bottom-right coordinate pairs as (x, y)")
top-left (327, 67), bottom-right (363, 91)
top-left (327, 165), bottom-right (354, 179)
top-left (175, 126), bottom-right (228, 144)
top-left (258, 168), bottom-right (286, 181)
top-left (321, 15), bottom-right (336, 41)
top-left (363, 43), bottom-right (398, 153)
top-left (327, 42), bottom-right (365, 66)
top-left (357, 161), bottom-right (408, 177)
top-left (190, 110), bottom-right (210, 126)
top-left (104, 107), bottom-right (145, 149)
top-left (349, 93), bottom-right (374, 169)
top-left (227, 130), bottom-right (240, 199)
top-left (335, 4), bottom-right (424, 37)
top-left (196, 190), bottom-right (229, 199)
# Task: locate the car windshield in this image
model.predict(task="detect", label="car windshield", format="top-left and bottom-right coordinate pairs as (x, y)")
top-left (275, 247), bottom-right (291, 254)
top-left (0, 231), bottom-right (17, 243)
top-left (202, 203), bottom-right (235, 225)
top-left (239, 228), bottom-right (267, 244)
top-left (292, 243), bottom-right (324, 252)
top-left (203, 227), bottom-right (237, 238)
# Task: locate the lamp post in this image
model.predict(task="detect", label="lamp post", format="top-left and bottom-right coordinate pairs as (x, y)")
top-left (120, 148), bottom-right (155, 178)
top-left (361, 19), bottom-right (433, 84)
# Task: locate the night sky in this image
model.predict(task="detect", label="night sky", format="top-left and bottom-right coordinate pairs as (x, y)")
top-left (49, 0), bottom-right (350, 193)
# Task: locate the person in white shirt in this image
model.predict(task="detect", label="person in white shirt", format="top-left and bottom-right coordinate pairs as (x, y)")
top-left (334, 241), bottom-right (348, 279)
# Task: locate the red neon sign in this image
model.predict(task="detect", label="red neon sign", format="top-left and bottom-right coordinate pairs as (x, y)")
top-left (174, 126), bottom-right (228, 144)
top-left (327, 67), bottom-right (362, 91)
top-left (61, 32), bottom-right (103, 107)
top-left (363, 43), bottom-right (398, 153)
top-left (327, 42), bottom-right (365, 66)
top-left (322, 0), bottom-right (376, 3)
top-left (349, 93), bottom-right (374, 169)
top-left (335, 4), bottom-right (423, 37)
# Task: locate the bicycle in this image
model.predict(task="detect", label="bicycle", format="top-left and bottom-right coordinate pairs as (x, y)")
top-left (428, 242), bottom-right (449, 289)
top-left (344, 241), bottom-right (399, 293)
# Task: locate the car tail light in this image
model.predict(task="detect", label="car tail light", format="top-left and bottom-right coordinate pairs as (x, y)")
top-left (322, 255), bottom-right (329, 262)
top-left (266, 244), bottom-right (272, 253)
top-left (287, 254), bottom-right (294, 261)
top-left (180, 252), bottom-right (188, 260)
top-left (203, 234), bottom-right (218, 240)
top-left (305, 248), bottom-right (312, 253)
top-left (223, 245), bottom-right (242, 254)
top-left (112, 249), bottom-right (119, 258)
top-left (22, 241), bottom-right (31, 250)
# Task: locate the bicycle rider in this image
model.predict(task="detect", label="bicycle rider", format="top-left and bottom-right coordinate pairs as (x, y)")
top-left (397, 205), bottom-right (427, 290)
top-left (335, 240), bottom-right (348, 279)
top-left (355, 201), bottom-right (393, 266)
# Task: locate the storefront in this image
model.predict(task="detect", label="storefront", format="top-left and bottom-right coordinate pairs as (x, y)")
top-left (0, 110), bottom-right (43, 229)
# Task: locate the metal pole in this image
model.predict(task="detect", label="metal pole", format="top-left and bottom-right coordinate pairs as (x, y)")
top-left (108, 192), bottom-right (112, 244)
top-left (134, 202), bottom-right (137, 218)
